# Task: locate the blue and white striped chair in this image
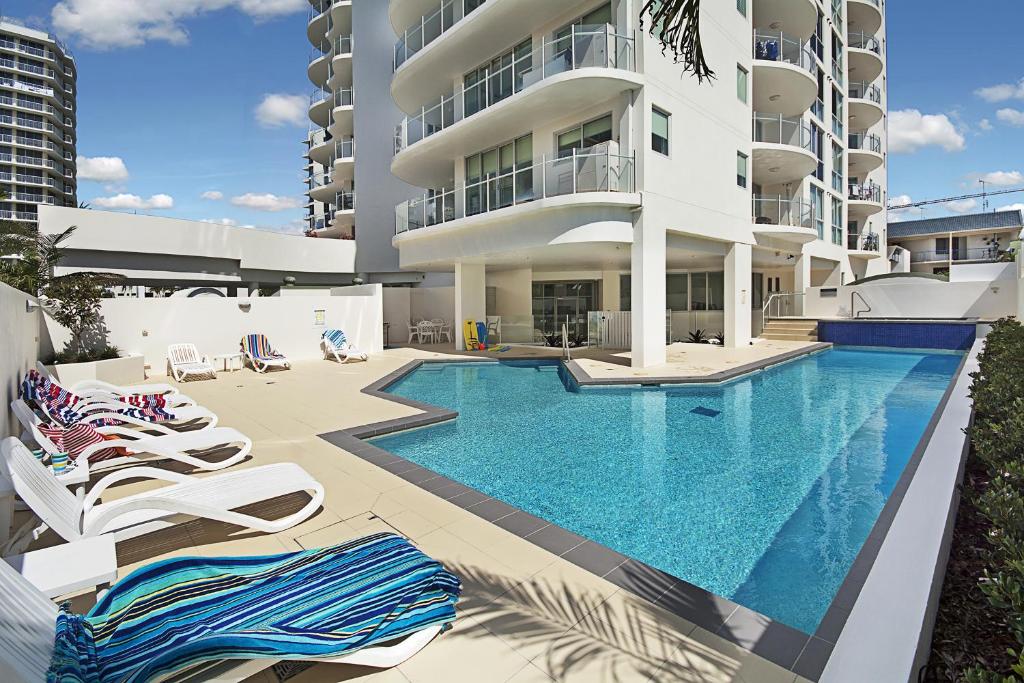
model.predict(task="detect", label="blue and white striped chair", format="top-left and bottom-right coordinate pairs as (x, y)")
top-left (321, 329), bottom-right (368, 363)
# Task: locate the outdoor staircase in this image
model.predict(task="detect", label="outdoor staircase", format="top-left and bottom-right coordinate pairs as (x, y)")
top-left (760, 319), bottom-right (819, 342)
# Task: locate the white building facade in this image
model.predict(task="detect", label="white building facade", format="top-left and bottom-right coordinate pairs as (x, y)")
top-left (888, 210), bottom-right (1023, 276)
top-left (0, 20), bottom-right (77, 224)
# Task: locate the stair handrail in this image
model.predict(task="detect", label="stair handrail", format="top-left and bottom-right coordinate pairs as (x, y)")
top-left (762, 291), bottom-right (805, 322)
top-left (851, 290), bottom-right (872, 318)
top-left (562, 322), bottom-right (571, 361)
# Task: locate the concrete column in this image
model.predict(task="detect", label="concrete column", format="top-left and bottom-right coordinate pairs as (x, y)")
top-left (630, 215), bottom-right (666, 368)
top-left (454, 262), bottom-right (486, 350)
top-left (602, 270), bottom-right (621, 311)
top-left (794, 254), bottom-right (811, 317)
top-left (724, 243), bottom-right (752, 348)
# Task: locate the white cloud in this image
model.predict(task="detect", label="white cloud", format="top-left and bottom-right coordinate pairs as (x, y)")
top-left (201, 190), bottom-right (224, 200)
top-left (254, 94), bottom-right (307, 128)
top-left (887, 194), bottom-right (919, 223)
top-left (52, 0), bottom-right (305, 50)
top-left (230, 193), bottom-right (302, 212)
top-left (975, 78), bottom-right (1024, 103)
top-left (888, 110), bottom-right (966, 154)
top-left (979, 118), bottom-right (993, 131)
top-left (76, 156), bottom-right (129, 182)
top-left (92, 193), bottom-right (174, 210)
top-left (978, 171), bottom-right (1024, 186)
top-left (996, 108), bottom-right (1024, 126)
top-left (996, 203), bottom-right (1024, 213)
top-left (943, 198), bottom-right (978, 214)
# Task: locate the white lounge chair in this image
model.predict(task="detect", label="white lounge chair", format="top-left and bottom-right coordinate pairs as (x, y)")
top-left (0, 437), bottom-right (325, 548)
top-left (241, 333), bottom-right (291, 373)
top-left (321, 329), bottom-right (368, 363)
top-left (166, 343), bottom-right (217, 382)
top-left (12, 400), bottom-right (252, 475)
top-left (35, 361), bottom-right (189, 403)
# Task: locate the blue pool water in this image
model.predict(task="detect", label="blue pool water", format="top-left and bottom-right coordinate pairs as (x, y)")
top-left (373, 348), bottom-right (962, 633)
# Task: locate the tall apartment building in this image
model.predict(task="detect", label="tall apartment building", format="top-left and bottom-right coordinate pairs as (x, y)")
top-left (0, 20), bottom-right (77, 224)
top-left (305, 0), bottom-right (420, 284)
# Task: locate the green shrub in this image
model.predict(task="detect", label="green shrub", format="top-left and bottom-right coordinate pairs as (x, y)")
top-left (44, 345), bottom-right (121, 365)
top-left (964, 318), bottom-right (1024, 681)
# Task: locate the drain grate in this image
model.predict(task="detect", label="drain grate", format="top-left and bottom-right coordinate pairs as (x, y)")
top-left (690, 406), bottom-right (721, 418)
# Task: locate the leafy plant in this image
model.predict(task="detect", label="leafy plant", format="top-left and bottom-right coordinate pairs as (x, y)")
top-left (687, 329), bottom-right (708, 344)
top-left (46, 345), bottom-right (121, 365)
top-left (640, 0), bottom-right (713, 83)
top-left (713, 332), bottom-right (726, 345)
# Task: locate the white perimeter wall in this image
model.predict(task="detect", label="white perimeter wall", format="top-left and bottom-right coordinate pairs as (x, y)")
top-left (43, 286), bottom-right (384, 376)
top-left (805, 280), bottom-right (1017, 320)
top-left (0, 283), bottom-right (51, 438)
top-left (949, 262), bottom-right (1016, 282)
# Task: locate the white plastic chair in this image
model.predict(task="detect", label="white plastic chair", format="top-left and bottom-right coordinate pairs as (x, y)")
top-left (486, 316), bottom-right (502, 343)
top-left (437, 321), bottom-right (453, 343)
top-left (166, 344), bottom-right (216, 382)
top-left (417, 321), bottom-right (436, 344)
top-left (35, 362), bottom-right (197, 408)
top-left (407, 321), bottom-right (422, 344)
top-left (12, 400), bottom-right (252, 475)
top-left (0, 437), bottom-right (325, 549)
top-left (321, 329), bottom-right (369, 364)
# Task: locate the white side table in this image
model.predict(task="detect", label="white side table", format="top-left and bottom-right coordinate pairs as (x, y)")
top-left (5, 536), bottom-right (118, 598)
top-left (213, 352), bottom-right (244, 372)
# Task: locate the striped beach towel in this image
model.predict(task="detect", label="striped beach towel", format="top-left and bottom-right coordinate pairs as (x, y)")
top-left (322, 329), bottom-right (348, 349)
top-left (46, 533), bottom-right (461, 683)
top-left (21, 371), bottom-right (172, 427)
top-left (241, 334), bottom-right (285, 361)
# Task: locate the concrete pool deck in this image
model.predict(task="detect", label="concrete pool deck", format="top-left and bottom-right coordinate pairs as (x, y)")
top-left (29, 347), bottom-right (813, 683)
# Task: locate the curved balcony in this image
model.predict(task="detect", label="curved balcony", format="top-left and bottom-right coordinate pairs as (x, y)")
top-left (751, 31), bottom-right (816, 116)
top-left (308, 128), bottom-right (334, 165)
top-left (848, 80), bottom-right (883, 129)
top-left (393, 27), bottom-right (639, 186)
top-left (847, 0), bottom-right (883, 35)
top-left (309, 87), bottom-right (332, 128)
top-left (309, 192), bottom-right (356, 239)
top-left (330, 88), bottom-right (354, 137)
top-left (307, 0), bottom-right (350, 45)
top-left (847, 31), bottom-right (883, 83)
top-left (751, 113), bottom-right (816, 184)
top-left (332, 137), bottom-right (355, 186)
top-left (752, 0), bottom-right (818, 39)
top-left (847, 133), bottom-right (883, 175)
top-left (847, 232), bottom-right (882, 259)
top-left (308, 171), bottom-right (345, 203)
top-left (752, 196), bottom-right (818, 245)
top-left (848, 182), bottom-right (884, 218)
top-left (395, 148), bottom-right (637, 236)
top-left (391, 0), bottom-right (583, 112)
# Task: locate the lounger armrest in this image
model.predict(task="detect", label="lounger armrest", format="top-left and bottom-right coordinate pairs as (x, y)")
top-left (83, 466), bottom-right (195, 512)
top-left (73, 412), bottom-right (179, 435)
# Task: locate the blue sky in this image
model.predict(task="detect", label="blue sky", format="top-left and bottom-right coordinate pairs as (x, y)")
top-left (4, 0), bottom-right (1024, 230)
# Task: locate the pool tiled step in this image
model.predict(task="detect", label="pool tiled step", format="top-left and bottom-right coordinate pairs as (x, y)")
top-left (761, 319), bottom-right (819, 341)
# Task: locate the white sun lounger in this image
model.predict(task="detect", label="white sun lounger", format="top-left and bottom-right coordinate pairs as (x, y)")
top-left (0, 437), bottom-right (325, 547)
top-left (321, 329), bottom-right (369, 363)
top-left (12, 400), bottom-right (252, 474)
top-left (166, 343), bottom-right (217, 382)
top-left (35, 361), bottom-right (184, 400)
top-left (0, 541), bottom-right (444, 683)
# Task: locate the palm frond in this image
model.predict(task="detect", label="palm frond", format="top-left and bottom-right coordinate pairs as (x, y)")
top-left (640, 0), bottom-right (715, 83)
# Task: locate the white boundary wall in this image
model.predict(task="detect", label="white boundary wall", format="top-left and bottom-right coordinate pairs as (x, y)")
top-left (0, 283), bottom-right (50, 438)
top-left (43, 286), bottom-right (384, 376)
top-left (805, 280), bottom-right (1017, 320)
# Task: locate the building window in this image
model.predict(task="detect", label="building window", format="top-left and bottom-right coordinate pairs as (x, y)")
top-left (557, 114), bottom-right (613, 156)
top-left (652, 108), bottom-right (670, 155)
top-left (736, 152), bottom-right (748, 188)
top-left (831, 196), bottom-right (843, 245)
top-left (737, 0), bottom-right (747, 17)
top-left (463, 38), bottom-right (532, 118)
top-left (736, 65), bottom-right (748, 103)
top-left (812, 186), bottom-right (825, 239)
top-left (464, 134), bottom-right (533, 215)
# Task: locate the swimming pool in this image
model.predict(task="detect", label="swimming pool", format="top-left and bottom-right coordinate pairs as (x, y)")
top-left (373, 348), bottom-right (962, 634)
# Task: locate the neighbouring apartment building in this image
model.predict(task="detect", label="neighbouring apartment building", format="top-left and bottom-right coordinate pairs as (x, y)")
top-left (0, 19), bottom-right (77, 224)
top-left (308, 0), bottom-right (891, 365)
top-left (888, 210), bottom-right (1024, 276)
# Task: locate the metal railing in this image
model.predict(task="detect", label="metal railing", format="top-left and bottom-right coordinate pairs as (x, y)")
top-left (394, 0), bottom-right (488, 70)
top-left (394, 26), bottom-right (634, 154)
top-left (335, 191), bottom-right (355, 211)
top-left (0, 38), bottom-right (55, 61)
top-left (848, 132), bottom-right (882, 153)
top-left (335, 137), bottom-right (354, 159)
top-left (0, 75), bottom-right (54, 97)
top-left (853, 0), bottom-right (881, 7)
top-left (847, 232), bottom-right (880, 251)
top-left (396, 147), bottom-right (635, 234)
top-left (752, 196), bottom-right (813, 229)
top-left (753, 113), bottom-right (813, 149)
top-left (308, 0), bottom-right (338, 20)
top-left (334, 88), bottom-right (353, 107)
top-left (752, 30), bottom-right (814, 73)
top-left (0, 94), bottom-right (58, 116)
top-left (848, 80), bottom-right (881, 103)
top-left (763, 292), bottom-right (805, 321)
top-left (910, 247), bottom-right (1002, 263)
top-left (335, 35), bottom-right (352, 55)
top-left (848, 31), bottom-right (882, 55)
top-left (811, 97), bottom-right (825, 121)
top-left (849, 182), bottom-right (882, 203)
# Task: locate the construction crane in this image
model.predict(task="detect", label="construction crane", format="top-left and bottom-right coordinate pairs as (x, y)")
top-left (888, 186), bottom-right (1024, 211)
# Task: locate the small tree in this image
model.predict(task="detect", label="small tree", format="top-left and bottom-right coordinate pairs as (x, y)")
top-left (45, 274), bottom-right (109, 357)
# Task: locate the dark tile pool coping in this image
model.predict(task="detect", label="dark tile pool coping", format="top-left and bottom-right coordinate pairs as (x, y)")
top-left (318, 348), bottom-right (972, 681)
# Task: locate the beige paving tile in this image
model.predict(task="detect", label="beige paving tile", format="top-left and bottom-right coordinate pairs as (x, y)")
top-left (505, 662), bottom-right (555, 682)
top-left (381, 508), bottom-right (439, 540)
top-left (684, 628), bottom-right (796, 683)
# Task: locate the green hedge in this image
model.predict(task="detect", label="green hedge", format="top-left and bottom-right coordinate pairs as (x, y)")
top-left (967, 317), bottom-right (1024, 681)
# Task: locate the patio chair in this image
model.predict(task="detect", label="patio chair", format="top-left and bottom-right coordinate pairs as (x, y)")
top-left (437, 320), bottom-right (453, 343)
top-left (35, 361), bottom-right (194, 406)
top-left (0, 436), bottom-right (325, 550)
top-left (407, 320), bottom-right (422, 344)
top-left (321, 329), bottom-right (368, 363)
top-left (486, 316), bottom-right (502, 344)
top-left (241, 333), bottom-right (291, 373)
top-left (0, 533), bottom-right (459, 683)
top-left (21, 370), bottom-right (218, 433)
top-left (417, 320), bottom-right (436, 345)
top-left (166, 343), bottom-right (217, 382)
top-left (33, 360), bottom-right (181, 399)
top-left (12, 399), bottom-right (252, 474)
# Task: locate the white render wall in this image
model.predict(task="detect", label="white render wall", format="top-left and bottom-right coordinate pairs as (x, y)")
top-left (0, 283), bottom-right (52, 439)
top-left (43, 287), bottom-right (385, 377)
top-left (804, 280), bottom-right (1017, 320)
